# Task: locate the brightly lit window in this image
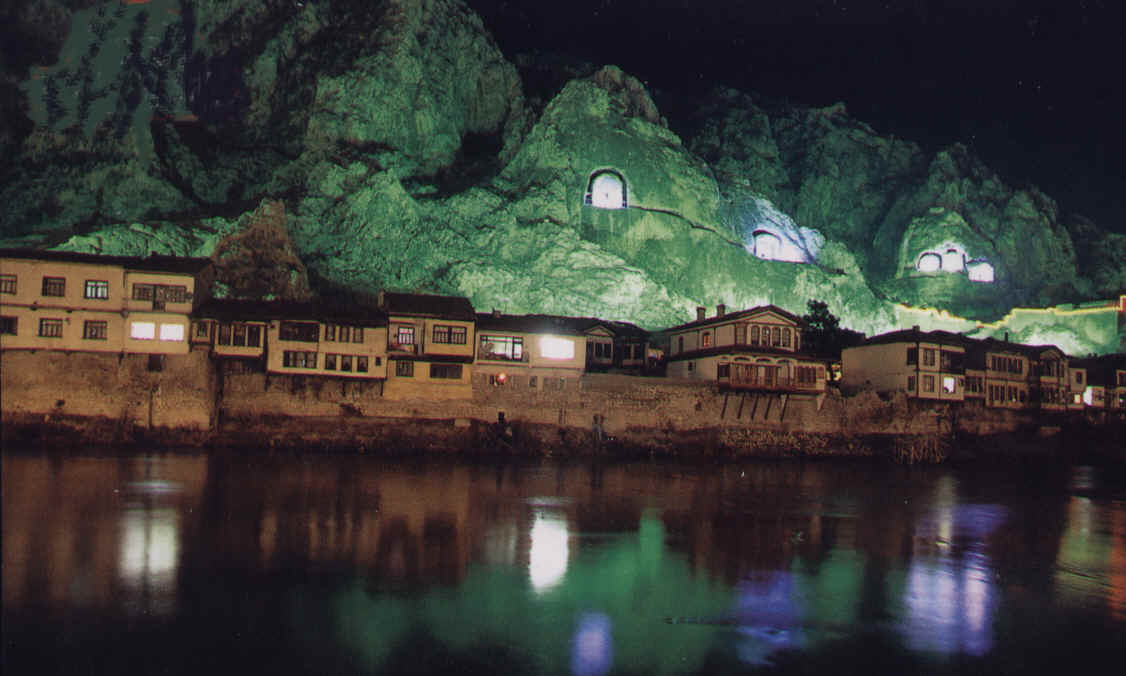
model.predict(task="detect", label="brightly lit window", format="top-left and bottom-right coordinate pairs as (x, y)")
top-left (159, 324), bottom-right (184, 341)
top-left (540, 336), bottom-right (575, 360)
top-left (943, 376), bottom-right (956, 394)
top-left (131, 321), bottom-right (156, 340)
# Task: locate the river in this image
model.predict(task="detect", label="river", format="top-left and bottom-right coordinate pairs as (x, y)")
top-left (3, 451), bottom-right (1124, 674)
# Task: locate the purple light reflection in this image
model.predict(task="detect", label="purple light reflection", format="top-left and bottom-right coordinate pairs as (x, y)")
top-left (902, 504), bottom-right (1006, 657)
top-left (571, 612), bottom-right (613, 676)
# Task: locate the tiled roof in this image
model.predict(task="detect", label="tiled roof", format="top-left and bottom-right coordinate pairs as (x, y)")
top-left (0, 248), bottom-right (212, 274)
top-left (859, 328), bottom-right (967, 347)
top-left (380, 291), bottom-right (476, 320)
top-left (195, 297), bottom-right (387, 325)
top-left (475, 312), bottom-right (650, 339)
top-left (662, 305), bottom-right (803, 333)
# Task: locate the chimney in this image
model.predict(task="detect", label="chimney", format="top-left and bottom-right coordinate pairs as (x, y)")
top-left (1004, 331), bottom-right (1009, 343)
top-left (911, 325), bottom-right (920, 331)
top-left (696, 306), bottom-right (706, 321)
top-left (716, 304), bottom-right (726, 317)
top-left (492, 308), bottom-right (501, 318)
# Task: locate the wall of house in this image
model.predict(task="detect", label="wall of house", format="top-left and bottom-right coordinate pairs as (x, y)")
top-left (0, 349), bottom-right (215, 430)
top-left (843, 342), bottom-right (965, 401)
top-left (266, 321), bottom-right (389, 380)
top-left (383, 360), bottom-right (473, 401)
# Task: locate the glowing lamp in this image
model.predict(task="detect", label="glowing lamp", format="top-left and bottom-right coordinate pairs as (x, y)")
top-left (916, 253), bottom-right (942, 273)
top-left (541, 336), bottom-right (575, 360)
top-left (130, 321), bottom-right (156, 340)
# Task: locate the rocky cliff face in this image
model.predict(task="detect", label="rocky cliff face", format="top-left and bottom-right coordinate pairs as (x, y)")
top-left (2, 0), bottom-right (1122, 345)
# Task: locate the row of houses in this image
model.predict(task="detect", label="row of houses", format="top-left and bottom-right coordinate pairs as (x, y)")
top-left (2, 249), bottom-right (1124, 412)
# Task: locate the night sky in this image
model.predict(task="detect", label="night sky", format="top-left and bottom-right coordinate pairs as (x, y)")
top-left (468, 0), bottom-right (1125, 232)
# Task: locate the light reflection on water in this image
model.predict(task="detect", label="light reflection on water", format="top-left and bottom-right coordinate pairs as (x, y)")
top-left (3, 454), bottom-right (1125, 675)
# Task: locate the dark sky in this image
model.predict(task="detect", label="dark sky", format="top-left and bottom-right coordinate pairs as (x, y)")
top-left (468, 0), bottom-right (1125, 232)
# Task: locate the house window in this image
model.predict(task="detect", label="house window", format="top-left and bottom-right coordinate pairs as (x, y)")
top-left (195, 322), bottom-right (210, 338)
top-left (233, 323), bottom-right (247, 346)
top-left (325, 324), bottom-right (336, 341)
top-left (528, 376), bottom-right (537, 388)
top-left (340, 355), bottom-right (353, 372)
top-left (678, 336), bottom-right (684, 353)
top-left (84, 280), bottom-right (109, 300)
top-left (339, 326), bottom-right (350, 343)
top-left (218, 324), bottom-right (232, 345)
top-left (480, 335), bottom-right (523, 361)
top-left (130, 321), bottom-right (155, 340)
top-left (907, 376), bottom-right (916, 392)
top-left (735, 324), bottom-right (746, 344)
top-left (83, 320), bottom-right (108, 340)
top-left (687, 361), bottom-right (695, 372)
top-left (450, 326), bottom-right (466, 344)
top-left (132, 283), bottom-right (153, 300)
top-left (357, 356), bottom-right (369, 373)
top-left (717, 364), bottom-right (730, 378)
top-left (247, 325), bottom-right (261, 347)
top-left (39, 318), bottom-right (63, 338)
top-left (923, 375), bottom-right (935, 392)
top-left (0, 274), bottom-right (15, 294)
top-left (279, 321), bottom-right (319, 342)
top-left (0, 316), bottom-right (16, 335)
top-left (751, 325), bottom-right (761, 345)
top-left (396, 326), bottom-right (415, 346)
top-left (353, 327), bottom-right (363, 343)
top-left (396, 360), bottom-right (414, 377)
top-left (907, 348), bottom-right (918, 365)
top-left (325, 354), bottom-right (337, 370)
top-left (433, 325), bottom-right (450, 343)
top-left (282, 351), bottom-right (317, 368)
top-left (923, 349), bottom-right (936, 366)
top-left (431, 364), bottom-right (463, 379)
top-left (701, 332), bottom-right (711, 347)
top-left (435, 324), bottom-right (467, 344)
top-left (772, 327), bottom-right (781, 347)
top-left (782, 328), bottom-right (791, 348)
top-left (41, 276), bottom-right (66, 297)
top-left (159, 324), bottom-right (184, 341)
top-left (942, 376), bottom-right (956, 393)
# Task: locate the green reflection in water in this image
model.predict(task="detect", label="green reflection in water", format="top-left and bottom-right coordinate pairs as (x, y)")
top-left (322, 514), bottom-right (735, 674)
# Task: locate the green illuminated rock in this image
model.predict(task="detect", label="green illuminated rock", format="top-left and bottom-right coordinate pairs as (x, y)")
top-left (0, 1), bottom-right (1121, 347)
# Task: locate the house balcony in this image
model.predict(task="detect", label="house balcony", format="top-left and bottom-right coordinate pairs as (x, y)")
top-left (719, 371), bottom-right (822, 393)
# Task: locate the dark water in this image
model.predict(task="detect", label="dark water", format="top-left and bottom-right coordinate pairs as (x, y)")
top-left (3, 452), bottom-right (1125, 675)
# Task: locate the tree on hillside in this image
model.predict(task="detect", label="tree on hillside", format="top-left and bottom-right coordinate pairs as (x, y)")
top-left (801, 300), bottom-right (864, 359)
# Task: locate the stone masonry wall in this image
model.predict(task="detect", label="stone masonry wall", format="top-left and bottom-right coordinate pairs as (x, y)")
top-left (1, 349), bottom-right (215, 430)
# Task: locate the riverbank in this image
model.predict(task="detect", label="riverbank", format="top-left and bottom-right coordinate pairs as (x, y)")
top-left (4, 410), bottom-right (1122, 464)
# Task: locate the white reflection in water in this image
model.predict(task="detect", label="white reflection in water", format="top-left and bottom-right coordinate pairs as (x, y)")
top-left (902, 504), bottom-right (1005, 657)
top-left (529, 509), bottom-right (569, 593)
top-left (571, 612), bottom-right (613, 676)
top-left (119, 507), bottom-right (180, 617)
